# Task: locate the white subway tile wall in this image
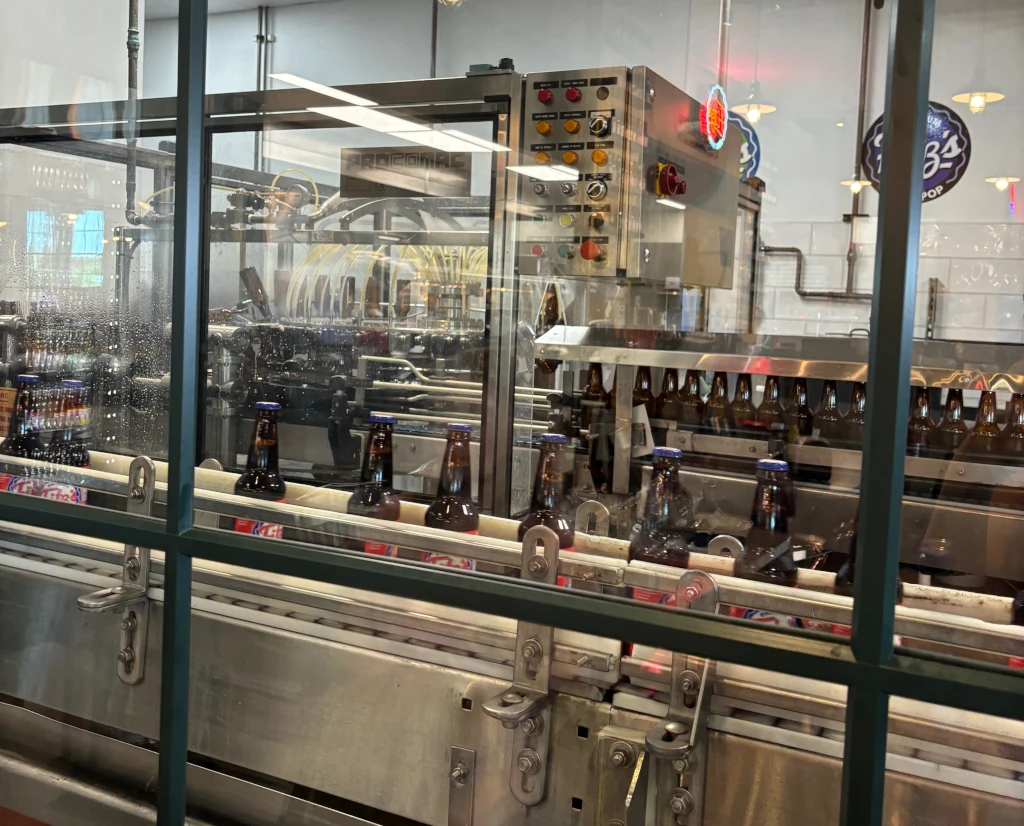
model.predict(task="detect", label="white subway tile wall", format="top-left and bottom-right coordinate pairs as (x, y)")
top-left (748, 221), bottom-right (1024, 344)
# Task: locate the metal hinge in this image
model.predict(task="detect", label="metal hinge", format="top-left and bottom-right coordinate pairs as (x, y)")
top-left (482, 525), bottom-right (560, 807)
top-left (76, 456), bottom-right (156, 685)
top-left (626, 570), bottom-right (720, 826)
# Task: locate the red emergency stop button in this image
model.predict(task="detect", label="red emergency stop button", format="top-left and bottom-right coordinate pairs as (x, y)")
top-left (531, 244), bottom-right (545, 257)
top-left (656, 163), bottom-right (686, 197)
top-left (565, 86), bottom-right (583, 103)
top-left (580, 239), bottom-right (603, 261)
top-left (538, 88), bottom-right (554, 105)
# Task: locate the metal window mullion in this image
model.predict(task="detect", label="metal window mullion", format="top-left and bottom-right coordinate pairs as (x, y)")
top-left (840, 2), bottom-right (935, 826)
top-left (158, 0), bottom-right (208, 822)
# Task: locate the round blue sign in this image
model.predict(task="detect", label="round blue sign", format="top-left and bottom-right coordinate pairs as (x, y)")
top-left (861, 101), bottom-right (971, 202)
top-left (729, 113), bottom-right (761, 180)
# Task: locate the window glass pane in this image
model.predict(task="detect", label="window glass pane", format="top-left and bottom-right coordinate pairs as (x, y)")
top-left (888, 0), bottom-right (1024, 675)
top-left (171, 0), bottom-right (899, 652)
top-left (882, 694), bottom-right (1024, 825)
top-left (0, 2), bottom-right (177, 823)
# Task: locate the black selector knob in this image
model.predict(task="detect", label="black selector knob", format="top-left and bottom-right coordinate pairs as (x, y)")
top-left (589, 116), bottom-right (611, 137)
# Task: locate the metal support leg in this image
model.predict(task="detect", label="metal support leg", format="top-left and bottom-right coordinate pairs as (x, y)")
top-left (482, 525), bottom-right (560, 806)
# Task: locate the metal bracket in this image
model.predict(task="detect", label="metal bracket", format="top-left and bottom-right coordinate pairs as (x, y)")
top-left (576, 499), bottom-right (610, 537)
top-left (448, 746), bottom-right (475, 826)
top-left (482, 525), bottom-right (559, 807)
top-left (630, 571), bottom-right (719, 826)
top-left (76, 456), bottom-right (156, 686)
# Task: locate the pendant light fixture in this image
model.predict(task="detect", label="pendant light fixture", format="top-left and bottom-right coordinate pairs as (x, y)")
top-left (731, 4), bottom-right (775, 125)
top-left (985, 177), bottom-right (1020, 192)
top-left (952, 1), bottom-right (1004, 114)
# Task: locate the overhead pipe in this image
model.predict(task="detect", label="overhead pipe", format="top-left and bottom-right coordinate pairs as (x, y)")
top-left (124, 0), bottom-right (142, 226)
top-left (784, 0), bottom-right (874, 303)
top-left (717, 0), bottom-right (732, 88)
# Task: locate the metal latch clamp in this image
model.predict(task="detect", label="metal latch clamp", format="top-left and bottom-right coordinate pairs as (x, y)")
top-left (628, 570), bottom-right (720, 826)
top-left (76, 456), bottom-right (156, 685)
top-left (482, 525), bottom-right (560, 807)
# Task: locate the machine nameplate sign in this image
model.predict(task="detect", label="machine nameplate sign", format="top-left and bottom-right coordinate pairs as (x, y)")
top-left (339, 148), bottom-right (472, 197)
top-left (0, 388), bottom-right (16, 438)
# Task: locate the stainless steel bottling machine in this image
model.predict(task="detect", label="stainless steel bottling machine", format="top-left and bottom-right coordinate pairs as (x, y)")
top-left (0, 65), bottom-right (1022, 826)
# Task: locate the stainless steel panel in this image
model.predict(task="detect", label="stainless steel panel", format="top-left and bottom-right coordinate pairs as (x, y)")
top-left (535, 327), bottom-right (1024, 391)
top-left (0, 704), bottom-right (388, 826)
top-left (704, 732), bottom-right (1023, 826)
top-left (0, 566), bottom-right (612, 826)
top-left (625, 68), bottom-right (740, 288)
top-left (517, 67), bottom-right (630, 279)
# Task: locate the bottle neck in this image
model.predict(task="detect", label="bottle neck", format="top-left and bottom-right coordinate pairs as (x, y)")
top-left (661, 369), bottom-right (678, 395)
top-left (362, 427), bottom-right (394, 488)
top-left (710, 373), bottom-right (728, 399)
top-left (634, 367), bottom-right (652, 393)
top-left (683, 371), bottom-right (701, 398)
top-left (976, 391), bottom-right (997, 425)
top-left (531, 444), bottom-right (566, 511)
top-left (820, 381), bottom-right (838, 411)
top-left (791, 379), bottom-right (808, 408)
top-left (438, 435), bottom-right (473, 500)
top-left (849, 383), bottom-right (866, 415)
top-left (762, 377), bottom-right (780, 404)
top-left (734, 374), bottom-right (752, 403)
top-left (943, 389), bottom-right (964, 423)
top-left (1008, 394), bottom-right (1024, 428)
top-left (750, 479), bottom-right (788, 533)
top-left (586, 364), bottom-right (604, 394)
top-left (643, 460), bottom-right (683, 529)
top-left (247, 413), bottom-right (280, 473)
top-left (910, 387), bottom-right (931, 420)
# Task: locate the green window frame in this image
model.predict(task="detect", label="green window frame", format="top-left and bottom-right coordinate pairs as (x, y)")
top-left (0, 2), bottom-right (1019, 826)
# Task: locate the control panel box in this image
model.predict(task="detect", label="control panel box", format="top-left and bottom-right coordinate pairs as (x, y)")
top-left (517, 66), bottom-right (629, 278)
top-left (516, 66), bottom-right (739, 288)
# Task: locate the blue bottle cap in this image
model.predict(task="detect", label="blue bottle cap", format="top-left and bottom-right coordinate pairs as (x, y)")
top-left (60, 379), bottom-right (84, 388)
top-left (447, 423), bottom-right (473, 433)
top-left (540, 433), bottom-right (568, 444)
top-left (653, 447), bottom-right (683, 458)
top-left (16, 374), bottom-right (39, 384)
top-left (757, 458), bottom-right (789, 472)
top-left (255, 401), bottom-right (281, 411)
top-left (369, 414), bottom-right (396, 425)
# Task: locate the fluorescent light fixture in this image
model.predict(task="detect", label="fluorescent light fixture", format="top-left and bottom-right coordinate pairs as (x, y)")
top-left (270, 73), bottom-right (377, 107)
top-left (442, 129), bottom-right (510, 152)
top-left (390, 130), bottom-right (491, 153)
top-left (310, 105), bottom-right (429, 133)
top-left (659, 199), bottom-right (686, 210)
top-left (507, 164), bottom-right (580, 182)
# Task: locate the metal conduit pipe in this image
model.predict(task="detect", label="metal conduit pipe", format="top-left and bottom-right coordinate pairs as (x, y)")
top-left (124, 0), bottom-right (142, 226)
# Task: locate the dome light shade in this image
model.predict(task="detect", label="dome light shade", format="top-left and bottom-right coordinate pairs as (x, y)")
top-left (985, 176), bottom-right (1020, 192)
top-left (732, 103), bottom-right (776, 124)
top-left (952, 91), bottom-right (1004, 114)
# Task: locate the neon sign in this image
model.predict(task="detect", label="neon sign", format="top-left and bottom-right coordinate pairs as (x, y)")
top-left (701, 84), bottom-right (728, 151)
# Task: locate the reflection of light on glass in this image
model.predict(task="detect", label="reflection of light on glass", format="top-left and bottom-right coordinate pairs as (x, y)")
top-left (985, 176), bottom-right (1020, 192)
top-left (658, 199), bottom-right (686, 210)
top-left (507, 164), bottom-right (579, 182)
top-left (732, 103), bottom-right (776, 124)
top-left (841, 179), bottom-right (871, 194)
top-left (270, 73), bottom-right (377, 106)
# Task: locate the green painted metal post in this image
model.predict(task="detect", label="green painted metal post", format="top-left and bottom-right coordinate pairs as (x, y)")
top-left (158, 0), bottom-right (208, 822)
top-left (840, 1), bottom-right (935, 826)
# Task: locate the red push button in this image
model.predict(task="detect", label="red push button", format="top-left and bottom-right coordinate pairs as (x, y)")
top-left (657, 163), bottom-right (685, 197)
top-left (538, 89), bottom-right (554, 105)
top-left (565, 86), bottom-right (583, 103)
top-left (531, 244), bottom-right (545, 257)
top-left (580, 239), bottom-right (602, 261)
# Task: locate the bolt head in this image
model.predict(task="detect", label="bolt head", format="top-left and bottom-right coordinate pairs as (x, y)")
top-left (521, 716), bottom-right (542, 735)
top-left (129, 486), bottom-right (145, 501)
top-left (117, 648), bottom-right (135, 665)
top-left (522, 639), bottom-right (543, 662)
top-left (669, 790), bottom-right (693, 816)
top-left (672, 756), bottom-right (691, 773)
top-left (120, 616), bottom-right (137, 632)
top-left (501, 690), bottom-right (524, 705)
top-left (527, 556), bottom-right (548, 577)
top-left (516, 749), bottom-right (541, 775)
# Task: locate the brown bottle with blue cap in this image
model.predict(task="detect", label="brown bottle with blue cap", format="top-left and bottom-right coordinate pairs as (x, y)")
top-left (233, 401), bottom-right (287, 538)
top-left (347, 414), bottom-right (401, 556)
top-left (424, 423), bottom-right (479, 569)
top-left (629, 447), bottom-right (692, 604)
top-left (519, 433), bottom-right (574, 585)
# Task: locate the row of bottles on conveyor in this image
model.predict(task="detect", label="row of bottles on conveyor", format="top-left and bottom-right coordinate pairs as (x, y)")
top-left (0, 374), bottom-right (91, 500)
